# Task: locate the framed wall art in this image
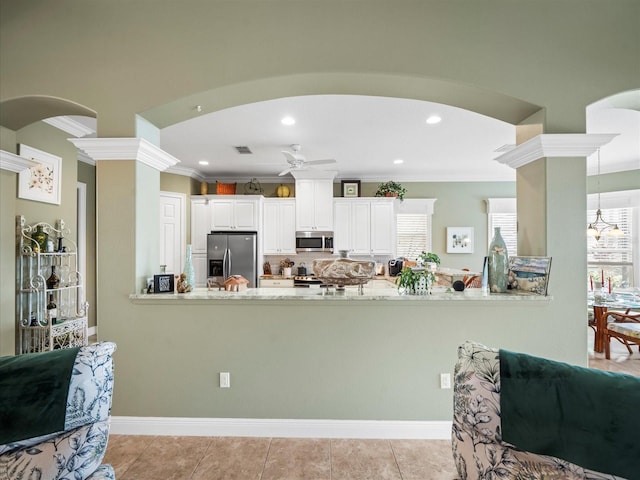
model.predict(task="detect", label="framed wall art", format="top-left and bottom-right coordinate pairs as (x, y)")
top-left (18, 144), bottom-right (62, 205)
top-left (446, 227), bottom-right (474, 253)
top-left (341, 180), bottom-right (361, 198)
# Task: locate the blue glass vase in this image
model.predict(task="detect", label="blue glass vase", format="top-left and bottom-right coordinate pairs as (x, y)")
top-left (184, 244), bottom-right (195, 289)
top-left (488, 227), bottom-right (509, 293)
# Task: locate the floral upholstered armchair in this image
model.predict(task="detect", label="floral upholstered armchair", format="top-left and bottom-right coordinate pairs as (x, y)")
top-left (452, 341), bottom-right (635, 480)
top-left (0, 342), bottom-right (117, 480)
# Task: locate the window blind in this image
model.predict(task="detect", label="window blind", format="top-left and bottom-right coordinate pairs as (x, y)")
top-left (396, 213), bottom-right (430, 260)
top-left (488, 213), bottom-right (518, 256)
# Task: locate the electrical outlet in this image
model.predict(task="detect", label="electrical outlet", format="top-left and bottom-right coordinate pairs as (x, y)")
top-left (220, 372), bottom-right (230, 388)
top-left (440, 373), bottom-right (451, 389)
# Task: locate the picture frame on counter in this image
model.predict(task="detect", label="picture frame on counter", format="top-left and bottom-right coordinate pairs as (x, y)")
top-left (153, 274), bottom-right (175, 294)
top-left (341, 180), bottom-right (361, 197)
top-left (507, 256), bottom-right (552, 296)
top-left (18, 144), bottom-right (62, 205)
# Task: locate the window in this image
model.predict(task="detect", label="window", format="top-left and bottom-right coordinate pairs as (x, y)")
top-left (486, 198), bottom-right (517, 257)
top-left (395, 199), bottom-right (436, 260)
top-left (587, 206), bottom-right (634, 288)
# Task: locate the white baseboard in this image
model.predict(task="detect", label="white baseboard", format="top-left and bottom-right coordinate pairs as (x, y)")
top-left (110, 416), bottom-right (452, 439)
top-left (87, 326), bottom-right (96, 337)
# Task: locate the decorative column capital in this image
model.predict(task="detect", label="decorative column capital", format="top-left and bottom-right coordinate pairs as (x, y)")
top-left (0, 150), bottom-right (38, 173)
top-left (495, 133), bottom-right (618, 169)
top-left (69, 137), bottom-right (179, 172)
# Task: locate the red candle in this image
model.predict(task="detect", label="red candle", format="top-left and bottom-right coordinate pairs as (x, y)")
top-left (590, 276), bottom-right (593, 291)
top-left (608, 277), bottom-right (612, 294)
top-left (601, 270), bottom-right (604, 286)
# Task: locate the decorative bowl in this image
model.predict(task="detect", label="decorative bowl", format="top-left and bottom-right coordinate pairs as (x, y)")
top-left (312, 258), bottom-right (376, 287)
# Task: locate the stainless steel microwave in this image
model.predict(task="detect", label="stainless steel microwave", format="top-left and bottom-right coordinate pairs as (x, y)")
top-left (295, 231), bottom-right (334, 253)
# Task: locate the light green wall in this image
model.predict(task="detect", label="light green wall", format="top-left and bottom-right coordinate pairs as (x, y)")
top-left (0, 122), bottom-right (82, 354)
top-left (78, 161), bottom-right (97, 329)
top-left (2, 0), bottom-right (639, 421)
top-left (0, 170), bottom-right (17, 355)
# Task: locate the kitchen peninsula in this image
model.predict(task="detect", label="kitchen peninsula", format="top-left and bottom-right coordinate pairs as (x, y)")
top-left (130, 286), bottom-right (551, 302)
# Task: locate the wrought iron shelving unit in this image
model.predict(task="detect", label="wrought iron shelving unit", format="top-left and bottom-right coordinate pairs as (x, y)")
top-left (16, 215), bottom-right (88, 353)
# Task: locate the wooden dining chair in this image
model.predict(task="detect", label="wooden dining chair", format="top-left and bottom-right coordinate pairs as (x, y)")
top-left (604, 310), bottom-right (640, 359)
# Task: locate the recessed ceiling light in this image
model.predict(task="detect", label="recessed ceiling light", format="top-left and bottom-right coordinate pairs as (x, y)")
top-left (198, 160), bottom-right (209, 166)
top-left (393, 159), bottom-right (404, 164)
top-left (426, 115), bottom-right (442, 125)
top-left (281, 116), bottom-right (296, 126)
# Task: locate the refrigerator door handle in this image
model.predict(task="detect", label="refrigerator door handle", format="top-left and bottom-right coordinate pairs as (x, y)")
top-left (224, 248), bottom-right (231, 279)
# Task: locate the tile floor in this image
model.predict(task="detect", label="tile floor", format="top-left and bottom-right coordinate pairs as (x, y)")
top-left (103, 333), bottom-right (639, 480)
top-left (104, 436), bottom-right (457, 480)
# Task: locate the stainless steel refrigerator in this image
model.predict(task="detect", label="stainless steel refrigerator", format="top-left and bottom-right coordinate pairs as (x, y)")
top-left (207, 231), bottom-right (258, 287)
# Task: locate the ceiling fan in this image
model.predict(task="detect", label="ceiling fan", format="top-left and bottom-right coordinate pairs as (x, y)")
top-left (278, 144), bottom-right (336, 176)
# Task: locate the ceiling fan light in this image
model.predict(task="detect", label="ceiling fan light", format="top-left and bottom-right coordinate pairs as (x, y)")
top-left (426, 115), bottom-right (441, 125)
top-left (281, 116), bottom-right (296, 126)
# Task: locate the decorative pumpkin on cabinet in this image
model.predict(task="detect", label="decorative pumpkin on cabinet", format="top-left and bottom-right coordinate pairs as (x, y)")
top-left (276, 184), bottom-right (291, 197)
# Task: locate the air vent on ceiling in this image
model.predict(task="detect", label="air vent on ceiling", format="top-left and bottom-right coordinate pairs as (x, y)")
top-left (234, 146), bottom-right (253, 154)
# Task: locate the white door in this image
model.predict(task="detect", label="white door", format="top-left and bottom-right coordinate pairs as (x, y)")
top-left (160, 192), bottom-right (186, 276)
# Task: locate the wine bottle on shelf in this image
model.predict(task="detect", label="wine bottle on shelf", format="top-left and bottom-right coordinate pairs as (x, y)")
top-left (57, 236), bottom-right (64, 253)
top-left (47, 294), bottom-right (58, 324)
top-left (46, 265), bottom-right (60, 290)
top-left (32, 225), bottom-right (48, 253)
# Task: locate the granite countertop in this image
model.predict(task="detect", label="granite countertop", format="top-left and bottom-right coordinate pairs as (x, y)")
top-left (131, 286), bottom-right (551, 302)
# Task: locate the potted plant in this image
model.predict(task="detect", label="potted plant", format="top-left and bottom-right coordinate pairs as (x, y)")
top-left (375, 181), bottom-right (406, 201)
top-left (395, 266), bottom-right (435, 295)
top-left (418, 251), bottom-right (440, 267)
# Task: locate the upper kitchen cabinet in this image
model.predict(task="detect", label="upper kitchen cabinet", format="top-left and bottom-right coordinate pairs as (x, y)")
top-left (263, 199), bottom-right (296, 255)
top-left (334, 198), bottom-right (396, 256)
top-left (191, 198), bottom-right (212, 254)
top-left (210, 196), bottom-right (261, 231)
top-left (293, 175), bottom-right (335, 231)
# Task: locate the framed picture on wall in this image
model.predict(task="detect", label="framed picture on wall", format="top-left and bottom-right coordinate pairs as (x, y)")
top-left (341, 180), bottom-right (361, 197)
top-left (446, 227), bottom-right (474, 253)
top-left (18, 144), bottom-right (62, 205)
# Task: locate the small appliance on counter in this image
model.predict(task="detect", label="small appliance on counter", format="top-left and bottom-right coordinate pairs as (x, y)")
top-left (388, 258), bottom-right (404, 276)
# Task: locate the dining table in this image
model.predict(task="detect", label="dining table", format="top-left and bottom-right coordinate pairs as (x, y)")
top-left (588, 289), bottom-right (640, 353)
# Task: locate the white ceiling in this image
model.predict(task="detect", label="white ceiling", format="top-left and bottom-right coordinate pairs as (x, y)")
top-left (64, 91), bottom-right (640, 183)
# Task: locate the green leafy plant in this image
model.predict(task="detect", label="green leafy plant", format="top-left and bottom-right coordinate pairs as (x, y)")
top-left (418, 251), bottom-right (440, 266)
top-left (395, 266), bottom-right (435, 295)
top-left (375, 181), bottom-right (406, 201)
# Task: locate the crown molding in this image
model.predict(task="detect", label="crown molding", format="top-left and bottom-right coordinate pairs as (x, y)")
top-left (494, 134), bottom-right (619, 169)
top-left (291, 170), bottom-right (338, 180)
top-left (0, 150), bottom-right (38, 173)
top-left (43, 116), bottom-right (95, 138)
top-left (69, 138), bottom-right (179, 172)
top-left (77, 149), bottom-right (95, 166)
top-left (165, 164), bottom-right (206, 181)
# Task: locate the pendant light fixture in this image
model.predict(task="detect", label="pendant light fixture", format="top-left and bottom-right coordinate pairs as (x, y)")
top-left (587, 148), bottom-right (624, 241)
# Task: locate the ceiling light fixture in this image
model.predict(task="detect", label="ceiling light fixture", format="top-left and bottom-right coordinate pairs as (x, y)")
top-left (198, 160), bottom-right (209, 166)
top-left (281, 116), bottom-right (296, 126)
top-left (426, 115), bottom-right (441, 125)
top-left (393, 159), bottom-right (404, 164)
top-left (587, 148), bottom-right (624, 241)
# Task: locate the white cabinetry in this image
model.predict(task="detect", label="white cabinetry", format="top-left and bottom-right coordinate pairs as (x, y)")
top-left (259, 277), bottom-right (294, 288)
top-left (191, 198), bottom-right (211, 254)
top-left (333, 198), bottom-right (395, 255)
top-left (191, 195), bottom-right (262, 288)
top-left (210, 196), bottom-right (260, 231)
top-left (263, 199), bottom-right (296, 255)
top-left (370, 199), bottom-right (396, 255)
top-left (294, 178), bottom-right (334, 231)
